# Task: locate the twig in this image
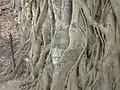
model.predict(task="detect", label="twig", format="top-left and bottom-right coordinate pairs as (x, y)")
top-left (9, 33), bottom-right (15, 69)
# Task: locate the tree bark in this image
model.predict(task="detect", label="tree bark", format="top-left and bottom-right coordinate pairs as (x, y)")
top-left (1, 0), bottom-right (120, 90)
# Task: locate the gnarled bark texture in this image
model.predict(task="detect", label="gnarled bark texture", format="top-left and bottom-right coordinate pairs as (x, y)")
top-left (1, 0), bottom-right (120, 90)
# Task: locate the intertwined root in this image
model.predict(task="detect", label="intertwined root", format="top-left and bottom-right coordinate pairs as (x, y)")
top-left (1, 0), bottom-right (120, 90)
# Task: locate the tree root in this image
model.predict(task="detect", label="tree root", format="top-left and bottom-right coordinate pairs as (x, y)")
top-left (0, 54), bottom-right (23, 83)
top-left (0, 63), bottom-right (13, 77)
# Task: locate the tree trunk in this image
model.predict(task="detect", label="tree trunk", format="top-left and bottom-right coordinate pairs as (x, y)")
top-left (1, 0), bottom-right (120, 90)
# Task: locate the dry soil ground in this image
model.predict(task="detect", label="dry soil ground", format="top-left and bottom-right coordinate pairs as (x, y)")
top-left (0, 0), bottom-right (20, 90)
top-left (0, 0), bottom-right (16, 37)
